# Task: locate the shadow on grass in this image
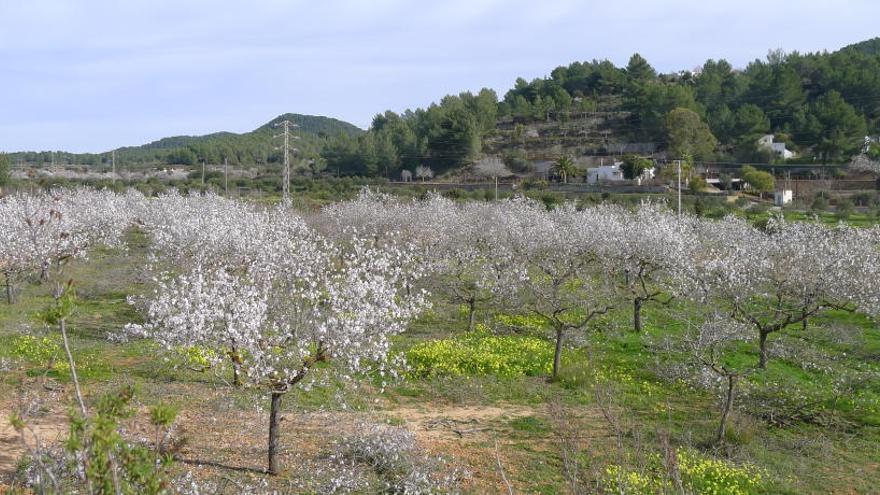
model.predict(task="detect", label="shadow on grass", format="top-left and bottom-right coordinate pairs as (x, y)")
top-left (178, 457), bottom-right (268, 475)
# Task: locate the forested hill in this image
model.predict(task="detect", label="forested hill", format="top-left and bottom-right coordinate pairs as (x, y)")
top-left (11, 39), bottom-right (880, 176)
top-left (321, 38), bottom-right (880, 178)
top-left (10, 113), bottom-right (363, 168)
top-left (842, 37), bottom-right (880, 55)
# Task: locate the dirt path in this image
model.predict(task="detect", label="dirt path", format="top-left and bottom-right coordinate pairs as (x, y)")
top-left (387, 403), bottom-right (538, 440)
top-left (0, 403), bottom-right (68, 484)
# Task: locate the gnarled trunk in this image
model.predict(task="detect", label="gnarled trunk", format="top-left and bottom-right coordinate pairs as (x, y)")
top-left (5, 275), bottom-right (15, 305)
top-left (716, 375), bottom-right (737, 443)
top-left (633, 297), bottom-right (643, 333)
top-left (758, 331), bottom-right (769, 369)
top-left (467, 297), bottom-right (476, 332)
top-left (267, 391), bottom-right (283, 475)
top-left (230, 346), bottom-right (241, 387)
top-left (552, 327), bottom-right (565, 380)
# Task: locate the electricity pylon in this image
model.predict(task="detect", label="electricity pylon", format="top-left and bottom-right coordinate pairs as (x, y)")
top-left (274, 119), bottom-right (300, 205)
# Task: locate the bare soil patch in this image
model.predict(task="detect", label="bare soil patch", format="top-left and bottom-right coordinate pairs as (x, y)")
top-left (0, 402), bottom-right (68, 484)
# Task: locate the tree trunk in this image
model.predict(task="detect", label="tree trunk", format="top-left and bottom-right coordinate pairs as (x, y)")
top-left (633, 298), bottom-right (643, 333)
top-left (267, 391), bottom-right (283, 475)
top-left (467, 298), bottom-right (476, 332)
top-left (802, 318), bottom-right (808, 332)
top-left (551, 327), bottom-right (565, 380)
top-left (716, 375), bottom-right (737, 443)
top-left (230, 346), bottom-right (241, 387)
top-left (758, 331), bottom-right (769, 369)
top-left (5, 275), bottom-right (14, 305)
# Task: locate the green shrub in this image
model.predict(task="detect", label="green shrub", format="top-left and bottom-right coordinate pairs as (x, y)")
top-left (493, 313), bottom-right (547, 333)
top-left (678, 449), bottom-right (766, 495)
top-left (10, 335), bottom-right (64, 370)
top-left (11, 335), bottom-right (60, 362)
top-left (503, 149), bottom-right (532, 173)
top-left (836, 199), bottom-right (854, 220)
top-left (171, 344), bottom-right (218, 370)
top-left (811, 196), bottom-right (829, 212)
top-left (602, 448), bottom-right (766, 495)
top-left (8, 335), bottom-right (104, 377)
top-left (406, 327), bottom-right (553, 378)
top-left (13, 386), bottom-right (177, 494)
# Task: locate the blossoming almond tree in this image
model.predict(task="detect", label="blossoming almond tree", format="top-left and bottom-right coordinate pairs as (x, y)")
top-left (491, 199), bottom-right (616, 380)
top-left (128, 202), bottom-right (426, 474)
top-left (321, 190), bottom-right (516, 332)
top-left (600, 202), bottom-right (700, 332)
top-left (693, 215), bottom-right (874, 368)
top-left (680, 312), bottom-right (755, 443)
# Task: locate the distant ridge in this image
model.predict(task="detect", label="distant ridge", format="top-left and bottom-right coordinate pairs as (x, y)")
top-left (6, 113), bottom-right (364, 166)
top-left (128, 113), bottom-right (363, 152)
top-left (840, 37), bottom-right (880, 55)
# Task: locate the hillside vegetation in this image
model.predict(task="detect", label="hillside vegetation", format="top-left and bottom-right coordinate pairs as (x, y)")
top-left (320, 42), bottom-right (880, 179)
top-left (8, 39), bottom-right (880, 180)
top-left (8, 113), bottom-right (362, 169)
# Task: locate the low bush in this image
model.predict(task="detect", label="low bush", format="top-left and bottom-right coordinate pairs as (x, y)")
top-left (602, 448), bottom-right (766, 495)
top-left (10, 335), bottom-right (62, 369)
top-left (316, 421), bottom-right (464, 493)
top-left (13, 386), bottom-right (178, 494)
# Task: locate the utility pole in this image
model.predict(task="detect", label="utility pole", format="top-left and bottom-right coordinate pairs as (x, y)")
top-left (274, 119), bottom-right (299, 205)
top-left (224, 157), bottom-right (229, 196)
top-left (111, 150), bottom-right (116, 183)
top-left (676, 159), bottom-right (682, 216)
top-left (201, 160), bottom-right (206, 188)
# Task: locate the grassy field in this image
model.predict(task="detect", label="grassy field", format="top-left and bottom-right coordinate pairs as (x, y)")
top-left (1, 229), bottom-right (879, 494)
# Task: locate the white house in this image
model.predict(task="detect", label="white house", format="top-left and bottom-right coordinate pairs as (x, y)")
top-left (636, 167), bottom-right (656, 185)
top-left (774, 189), bottom-right (793, 206)
top-left (757, 135), bottom-right (795, 160)
top-left (586, 163), bottom-right (624, 184)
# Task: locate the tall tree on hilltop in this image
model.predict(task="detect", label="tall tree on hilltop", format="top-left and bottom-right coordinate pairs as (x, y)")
top-left (626, 53), bottom-right (657, 83)
top-left (666, 107), bottom-right (718, 160)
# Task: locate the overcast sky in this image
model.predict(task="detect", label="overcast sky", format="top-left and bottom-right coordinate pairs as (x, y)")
top-left (2, 0), bottom-right (878, 153)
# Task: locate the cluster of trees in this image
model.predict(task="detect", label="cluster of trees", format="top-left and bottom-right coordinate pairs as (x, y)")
top-left (4, 187), bottom-right (880, 485)
top-left (2, 187), bottom-right (474, 492)
top-left (318, 42), bottom-right (879, 181)
top-left (0, 189), bottom-right (155, 491)
top-left (0, 188), bottom-right (136, 304)
top-left (327, 191), bottom-right (880, 438)
top-left (506, 47), bottom-right (878, 163)
top-left (321, 89), bottom-right (498, 177)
